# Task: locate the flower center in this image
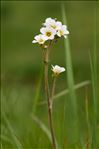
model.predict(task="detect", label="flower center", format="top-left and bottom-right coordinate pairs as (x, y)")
top-left (46, 32), bottom-right (52, 37)
top-left (39, 39), bottom-right (43, 43)
top-left (51, 25), bottom-right (56, 29)
top-left (60, 30), bottom-right (63, 36)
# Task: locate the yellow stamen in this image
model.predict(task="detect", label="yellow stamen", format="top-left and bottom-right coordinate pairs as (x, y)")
top-left (39, 39), bottom-right (43, 42)
top-left (51, 25), bottom-right (56, 29)
top-left (46, 32), bottom-right (52, 37)
top-left (60, 30), bottom-right (63, 36)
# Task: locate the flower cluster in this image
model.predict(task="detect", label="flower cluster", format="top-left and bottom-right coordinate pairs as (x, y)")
top-left (32, 17), bottom-right (69, 45)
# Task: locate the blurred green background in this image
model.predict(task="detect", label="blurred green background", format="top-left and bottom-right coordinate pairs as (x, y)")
top-left (1, 1), bottom-right (99, 148)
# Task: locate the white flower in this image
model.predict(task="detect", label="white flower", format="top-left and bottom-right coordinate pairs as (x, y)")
top-left (43, 18), bottom-right (55, 26)
top-left (40, 27), bottom-right (56, 40)
top-left (32, 18), bottom-right (70, 45)
top-left (32, 34), bottom-right (47, 44)
top-left (44, 17), bottom-right (62, 30)
top-left (57, 25), bottom-right (69, 38)
top-left (51, 65), bottom-right (65, 76)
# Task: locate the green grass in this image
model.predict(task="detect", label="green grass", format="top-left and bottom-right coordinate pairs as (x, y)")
top-left (61, 3), bottom-right (79, 145)
top-left (89, 2), bottom-right (98, 148)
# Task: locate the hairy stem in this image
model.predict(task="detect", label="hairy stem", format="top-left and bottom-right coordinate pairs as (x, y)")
top-left (44, 44), bottom-right (56, 149)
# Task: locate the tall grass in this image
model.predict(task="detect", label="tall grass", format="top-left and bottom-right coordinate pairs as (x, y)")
top-left (61, 3), bottom-right (78, 117)
top-left (1, 99), bottom-right (23, 149)
top-left (61, 3), bottom-right (79, 144)
top-left (89, 2), bottom-right (98, 148)
top-left (32, 67), bottom-right (43, 114)
top-left (61, 2), bottom-right (98, 148)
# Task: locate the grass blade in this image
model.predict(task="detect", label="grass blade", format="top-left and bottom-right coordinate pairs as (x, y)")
top-left (89, 51), bottom-right (97, 149)
top-left (54, 80), bottom-right (90, 100)
top-left (61, 2), bottom-right (80, 144)
top-left (61, 3), bottom-right (78, 118)
top-left (38, 80), bottom-right (90, 105)
top-left (1, 135), bottom-right (13, 144)
top-left (32, 68), bottom-right (43, 114)
top-left (31, 114), bottom-right (59, 149)
top-left (89, 2), bottom-right (98, 148)
top-left (2, 112), bottom-right (23, 149)
top-left (31, 114), bottom-right (52, 143)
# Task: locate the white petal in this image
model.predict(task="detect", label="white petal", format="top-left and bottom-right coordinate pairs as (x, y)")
top-left (44, 18), bottom-right (56, 27)
top-left (57, 31), bottom-right (61, 37)
top-left (52, 29), bottom-right (57, 35)
top-left (42, 35), bottom-right (48, 40)
top-left (62, 25), bottom-right (67, 30)
top-left (40, 27), bottom-right (46, 34)
top-left (45, 17), bottom-right (52, 23)
top-left (55, 65), bottom-right (60, 68)
top-left (56, 21), bottom-right (62, 29)
top-left (43, 35), bottom-right (49, 40)
top-left (64, 35), bottom-right (67, 38)
top-left (49, 35), bottom-right (55, 40)
top-left (60, 67), bottom-right (65, 72)
top-left (32, 40), bottom-right (37, 43)
top-left (51, 65), bottom-right (65, 74)
top-left (56, 21), bottom-right (62, 26)
top-left (66, 30), bottom-right (69, 34)
top-left (34, 35), bottom-right (40, 40)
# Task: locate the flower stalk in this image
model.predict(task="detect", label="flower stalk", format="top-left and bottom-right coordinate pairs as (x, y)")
top-left (43, 43), bottom-right (56, 149)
